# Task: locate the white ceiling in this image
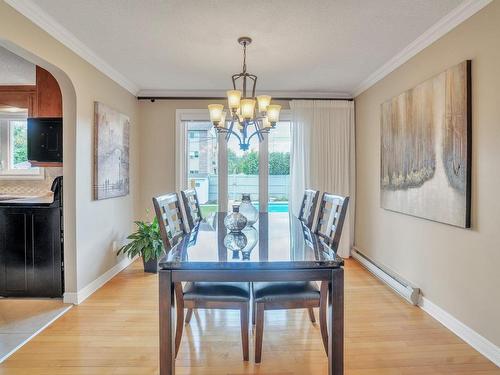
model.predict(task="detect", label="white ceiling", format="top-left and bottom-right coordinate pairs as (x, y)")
top-left (12, 0), bottom-right (473, 96)
top-left (0, 46), bottom-right (35, 85)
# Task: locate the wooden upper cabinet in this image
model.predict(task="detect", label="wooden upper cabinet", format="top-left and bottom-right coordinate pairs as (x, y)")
top-left (0, 86), bottom-right (36, 116)
top-left (36, 66), bottom-right (62, 118)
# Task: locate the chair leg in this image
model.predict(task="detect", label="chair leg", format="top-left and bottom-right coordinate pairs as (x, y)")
top-left (254, 303), bottom-right (265, 363)
top-left (308, 307), bottom-right (316, 323)
top-left (240, 303), bottom-right (249, 361)
top-left (319, 282), bottom-right (328, 355)
top-left (252, 302), bottom-right (256, 325)
top-left (174, 297), bottom-right (184, 358)
top-left (185, 308), bottom-right (193, 324)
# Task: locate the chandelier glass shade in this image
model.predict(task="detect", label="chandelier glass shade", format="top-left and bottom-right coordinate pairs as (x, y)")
top-left (208, 37), bottom-right (281, 151)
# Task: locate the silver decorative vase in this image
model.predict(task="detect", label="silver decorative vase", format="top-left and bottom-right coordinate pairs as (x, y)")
top-left (224, 205), bottom-right (247, 232)
top-left (224, 231), bottom-right (248, 251)
top-left (239, 193), bottom-right (258, 226)
top-left (223, 226), bottom-right (258, 260)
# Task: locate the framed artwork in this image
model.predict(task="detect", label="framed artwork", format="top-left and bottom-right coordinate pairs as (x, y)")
top-left (93, 102), bottom-right (130, 200)
top-left (380, 60), bottom-right (471, 228)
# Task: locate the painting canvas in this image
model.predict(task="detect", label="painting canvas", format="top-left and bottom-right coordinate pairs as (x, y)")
top-left (380, 60), bottom-right (471, 228)
top-left (93, 102), bottom-right (130, 200)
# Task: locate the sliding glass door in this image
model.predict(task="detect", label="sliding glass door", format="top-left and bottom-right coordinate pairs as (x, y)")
top-left (179, 110), bottom-right (290, 214)
top-left (227, 133), bottom-right (259, 209)
top-left (185, 121), bottom-right (218, 216)
top-left (267, 121), bottom-right (291, 213)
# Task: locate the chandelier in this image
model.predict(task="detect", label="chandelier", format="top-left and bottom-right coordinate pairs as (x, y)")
top-left (208, 37), bottom-right (281, 151)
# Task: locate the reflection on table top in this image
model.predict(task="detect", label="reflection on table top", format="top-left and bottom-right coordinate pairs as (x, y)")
top-left (159, 212), bottom-right (343, 270)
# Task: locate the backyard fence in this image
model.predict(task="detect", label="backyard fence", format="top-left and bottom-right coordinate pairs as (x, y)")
top-left (207, 174), bottom-right (289, 202)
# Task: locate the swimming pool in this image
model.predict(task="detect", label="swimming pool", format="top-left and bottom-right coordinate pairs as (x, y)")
top-left (200, 202), bottom-right (289, 216)
top-left (266, 202), bottom-right (289, 213)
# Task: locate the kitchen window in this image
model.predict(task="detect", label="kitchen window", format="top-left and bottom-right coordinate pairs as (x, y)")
top-left (0, 115), bottom-right (43, 179)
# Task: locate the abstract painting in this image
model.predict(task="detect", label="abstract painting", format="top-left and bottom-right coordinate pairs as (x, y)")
top-left (380, 61), bottom-right (471, 228)
top-left (93, 102), bottom-right (130, 200)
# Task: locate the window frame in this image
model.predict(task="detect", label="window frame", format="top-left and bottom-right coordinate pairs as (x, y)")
top-left (0, 115), bottom-right (44, 180)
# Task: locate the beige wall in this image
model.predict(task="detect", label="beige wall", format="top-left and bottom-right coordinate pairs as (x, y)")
top-left (138, 99), bottom-right (289, 219)
top-left (0, 2), bottom-right (140, 293)
top-left (355, 1), bottom-right (500, 346)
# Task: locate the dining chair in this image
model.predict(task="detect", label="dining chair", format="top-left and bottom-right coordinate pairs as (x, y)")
top-left (252, 192), bottom-right (349, 363)
top-left (153, 192), bottom-right (250, 361)
top-left (181, 189), bottom-right (203, 231)
top-left (298, 189), bottom-right (320, 229)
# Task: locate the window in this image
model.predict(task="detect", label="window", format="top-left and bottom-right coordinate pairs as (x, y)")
top-left (185, 121), bottom-right (218, 217)
top-left (268, 121), bottom-right (291, 212)
top-left (178, 109), bottom-right (291, 214)
top-left (227, 130), bottom-right (259, 207)
top-left (0, 115), bottom-right (43, 179)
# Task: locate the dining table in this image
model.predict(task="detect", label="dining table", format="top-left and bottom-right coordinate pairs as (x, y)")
top-left (158, 211), bottom-right (344, 375)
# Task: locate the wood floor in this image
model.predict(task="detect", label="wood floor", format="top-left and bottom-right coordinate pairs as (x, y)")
top-left (0, 299), bottom-right (71, 363)
top-left (0, 259), bottom-right (497, 375)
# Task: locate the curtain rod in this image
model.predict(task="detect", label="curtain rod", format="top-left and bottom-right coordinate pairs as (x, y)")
top-left (137, 96), bottom-right (354, 102)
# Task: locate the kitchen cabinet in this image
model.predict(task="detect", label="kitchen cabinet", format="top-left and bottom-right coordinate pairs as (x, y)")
top-left (36, 66), bottom-right (62, 118)
top-left (28, 117), bottom-right (63, 165)
top-left (0, 206), bottom-right (63, 297)
top-left (0, 85), bottom-right (37, 116)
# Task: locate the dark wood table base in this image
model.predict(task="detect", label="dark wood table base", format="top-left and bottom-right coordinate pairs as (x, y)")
top-left (159, 268), bottom-right (344, 375)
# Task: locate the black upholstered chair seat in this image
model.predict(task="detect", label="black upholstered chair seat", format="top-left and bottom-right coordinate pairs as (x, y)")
top-left (183, 282), bottom-right (251, 302)
top-left (253, 281), bottom-right (320, 303)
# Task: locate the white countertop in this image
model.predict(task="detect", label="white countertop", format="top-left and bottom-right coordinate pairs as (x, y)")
top-left (0, 193), bottom-right (54, 204)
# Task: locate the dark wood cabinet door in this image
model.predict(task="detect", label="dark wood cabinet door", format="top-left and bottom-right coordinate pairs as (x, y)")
top-left (30, 208), bottom-right (62, 297)
top-left (27, 117), bottom-right (63, 163)
top-left (0, 210), bottom-right (31, 295)
top-left (0, 207), bottom-right (62, 297)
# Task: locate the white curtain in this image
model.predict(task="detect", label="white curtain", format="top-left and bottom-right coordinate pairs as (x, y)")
top-left (290, 100), bottom-right (356, 258)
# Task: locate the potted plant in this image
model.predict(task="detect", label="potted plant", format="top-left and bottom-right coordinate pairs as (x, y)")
top-left (117, 217), bottom-right (164, 273)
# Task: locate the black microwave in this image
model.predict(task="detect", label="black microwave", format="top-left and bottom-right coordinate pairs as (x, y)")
top-left (27, 117), bottom-right (63, 163)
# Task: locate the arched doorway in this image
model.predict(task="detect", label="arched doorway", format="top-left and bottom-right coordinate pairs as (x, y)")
top-left (0, 40), bottom-right (77, 297)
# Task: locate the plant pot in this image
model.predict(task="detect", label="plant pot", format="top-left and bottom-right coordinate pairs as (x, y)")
top-left (143, 257), bottom-right (158, 273)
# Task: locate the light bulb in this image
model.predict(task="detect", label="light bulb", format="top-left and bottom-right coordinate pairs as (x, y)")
top-left (208, 104), bottom-right (224, 125)
top-left (227, 90), bottom-right (242, 110)
top-left (218, 111), bottom-right (227, 128)
top-left (262, 116), bottom-right (272, 129)
top-left (257, 95), bottom-right (271, 113)
top-left (240, 99), bottom-right (256, 120)
top-left (266, 104), bottom-right (281, 124)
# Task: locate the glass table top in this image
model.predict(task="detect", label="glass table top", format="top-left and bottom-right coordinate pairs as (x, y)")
top-left (159, 212), bottom-right (343, 270)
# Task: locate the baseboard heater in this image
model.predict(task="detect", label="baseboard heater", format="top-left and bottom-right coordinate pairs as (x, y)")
top-left (351, 247), bottom-right (421, 305)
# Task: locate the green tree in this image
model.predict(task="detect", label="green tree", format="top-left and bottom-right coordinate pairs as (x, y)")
top-left (13, 123), bottom-right (28, 166)
top-left (269, 152), bottom-right (290, 175)
top-left (227, 148), bottom-right (242, 174)
top-left (241, 151), bottom-right (259, 175)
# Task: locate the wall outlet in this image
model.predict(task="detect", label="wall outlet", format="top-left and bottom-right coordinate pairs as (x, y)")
top-left (112, 241), bottom-right (118, 253)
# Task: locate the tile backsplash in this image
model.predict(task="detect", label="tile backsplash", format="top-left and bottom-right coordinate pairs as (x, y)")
top-left (0, 167), bottom-right (63, 196)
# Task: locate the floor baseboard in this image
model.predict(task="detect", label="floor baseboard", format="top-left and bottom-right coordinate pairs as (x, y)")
top-left (351, 252), bottom-right (499, 367)
top-left (63, 256), bottom-right (136, 305)
top-left (418, 296), bottom-right (500, 367)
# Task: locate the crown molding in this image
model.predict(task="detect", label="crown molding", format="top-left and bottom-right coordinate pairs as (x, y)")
top-left (137, 89), bottom-right (353, 99)
top-left (5, 0), bottom-right (491, 99)
top-left (352, 0), bottom-right (493, 97)
top-left (4, 0), bottom-right (139, 95)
